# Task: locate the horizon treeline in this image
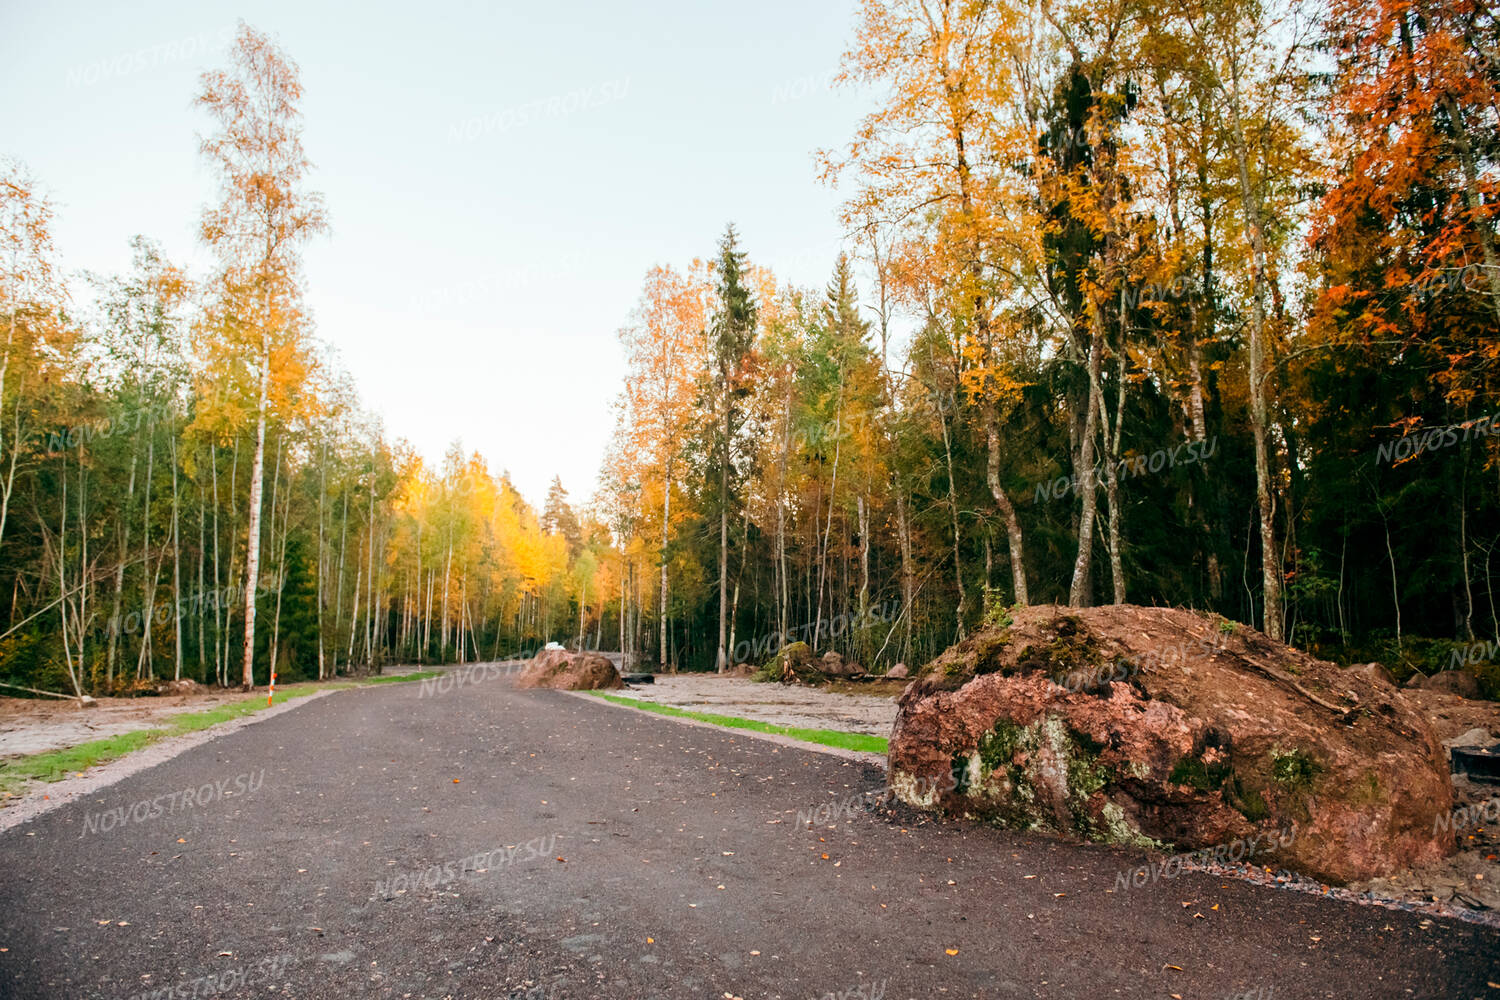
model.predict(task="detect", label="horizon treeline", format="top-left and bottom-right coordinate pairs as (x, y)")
top-left (0, 25), bottom-right (618, 696)
top-left (3, 0), bottom-right (1498, 697)
top-left (600, 0), bottom-right (1499, 679)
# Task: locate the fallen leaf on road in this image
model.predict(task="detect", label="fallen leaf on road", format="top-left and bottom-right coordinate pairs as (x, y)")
top-left (945, 948), bottom-right (959, 956)
top-left (1163, 964), bottom-right (1183, 972)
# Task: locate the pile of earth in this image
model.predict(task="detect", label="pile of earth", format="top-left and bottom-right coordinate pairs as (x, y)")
top-left (156, 679), bottom-right (206, 697)
top-left (754, 642), bottom-right (868, 683)
top-left (889, 604), bottom-right (1455, 885)
top-left (515, 648), bottom-right (624, 691)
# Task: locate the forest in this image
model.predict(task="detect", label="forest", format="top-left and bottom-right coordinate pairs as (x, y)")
top-left (2, 0), bottom-right (1498, 696)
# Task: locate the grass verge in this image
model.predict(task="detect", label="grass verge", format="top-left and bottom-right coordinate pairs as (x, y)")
top-left (0, 671), bottom-right (443, 797)
top-left (585, 691), bottom-right (889, 754)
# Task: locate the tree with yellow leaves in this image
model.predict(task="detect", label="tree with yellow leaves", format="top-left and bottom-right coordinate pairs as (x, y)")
top-left (196, 23), bottom-right (327, 688)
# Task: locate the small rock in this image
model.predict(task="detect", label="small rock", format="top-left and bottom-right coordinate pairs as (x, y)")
top-left (1445, 727), bottom-right (1495, 750)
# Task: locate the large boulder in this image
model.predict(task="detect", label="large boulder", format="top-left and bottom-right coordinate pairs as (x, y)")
top-left (515, 648), bottom-right (623, 691)
top-left (889, 605), bottom-right (1454, 884)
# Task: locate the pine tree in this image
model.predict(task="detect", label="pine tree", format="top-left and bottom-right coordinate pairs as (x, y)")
top-left (709, 225), bottom-right (757, 672)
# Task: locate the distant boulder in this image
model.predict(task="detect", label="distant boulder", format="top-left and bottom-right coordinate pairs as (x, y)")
top-left (820, 651), bottom-right (864, 677)
top-left (516, 648), bottom-right (623, 691)
top-left (887, 663), bottom-right (910, 680)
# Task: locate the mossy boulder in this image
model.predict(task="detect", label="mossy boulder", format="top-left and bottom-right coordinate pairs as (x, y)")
top-left (889, 604), bottom-right (1454, 884)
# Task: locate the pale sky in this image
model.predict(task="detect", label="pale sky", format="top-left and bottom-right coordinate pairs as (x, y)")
top-left (1, 0), bottom-right (874, 509)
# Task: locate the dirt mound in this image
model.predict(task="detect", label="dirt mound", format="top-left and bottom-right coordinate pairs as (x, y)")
top-left (754, 642), bottom-right (871, 684)
top-left (754, 641), bottom-right (816, 683)
top-left (890, 604), bottom-right (1454, 884)
top-left (514, 649), bottom-right (623, 691)
top-left (156, 679), bottom-right (205, 697)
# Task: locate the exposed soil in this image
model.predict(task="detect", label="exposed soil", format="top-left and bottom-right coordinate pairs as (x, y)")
top-left (0, 662), bottom-right (440, 762)
top-left (0, 691), bottom-right (247, 759)
top-left (1403, 686), bottom-right (1500, 744)
top-left (1353, 691), bottom-right (1500, 917)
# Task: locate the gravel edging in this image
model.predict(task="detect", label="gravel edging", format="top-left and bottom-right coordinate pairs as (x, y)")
top-left (567, 689), bottom-right (888, 767)
top-left (0, 689), bottom-right (339, 835)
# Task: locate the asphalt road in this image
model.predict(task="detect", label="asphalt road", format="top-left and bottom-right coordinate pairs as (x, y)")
top-left (0, 676), bottom-right (1495, 1000)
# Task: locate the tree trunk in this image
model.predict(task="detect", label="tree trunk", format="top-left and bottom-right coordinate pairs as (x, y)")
top-left (106, 407), bottom-right (140, 690)
top-left (895, 485), bottom-right (914, 663)
top-left (170, 432), bottom-right (183, 679)
top-left (939, 389), bottom-right (966, 637)
top-left (1225, 60), bottom-right (1283, 641)
top-left (717, 398), bottom-right (729, 673)
top-left (660, 463), bottom-right (671, 671)
top-left (241, 350), bottom-right (269, 688)
top-left (984, 406), bottom-right (1029, 606)
top-left (1068, 316), bottom-right (1105, 607)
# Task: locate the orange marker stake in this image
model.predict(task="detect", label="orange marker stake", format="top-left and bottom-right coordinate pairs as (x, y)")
top-left (268, 670), bottom-right (275, 707)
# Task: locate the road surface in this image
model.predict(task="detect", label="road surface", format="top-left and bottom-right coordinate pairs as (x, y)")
top-left (0, 676), bottom-right (1495, 999)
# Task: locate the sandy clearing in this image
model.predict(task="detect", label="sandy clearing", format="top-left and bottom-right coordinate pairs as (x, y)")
top-left (0, 662), bottom-right (445, 760)
top-left (0, 691), bottom-right (250, 758)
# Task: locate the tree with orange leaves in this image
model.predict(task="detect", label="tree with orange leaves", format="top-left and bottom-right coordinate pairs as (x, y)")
top-left (617, 263), bottom-right (709, 669)
top-left (1316, 0), bottom-right (1500, 382)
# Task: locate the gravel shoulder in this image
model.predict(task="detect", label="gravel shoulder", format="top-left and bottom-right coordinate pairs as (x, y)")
top-left (607, 673), bottom-right (898, 736)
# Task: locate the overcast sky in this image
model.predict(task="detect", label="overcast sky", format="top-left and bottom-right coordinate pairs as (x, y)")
top-left (1, 0), bottom-right (875, 508)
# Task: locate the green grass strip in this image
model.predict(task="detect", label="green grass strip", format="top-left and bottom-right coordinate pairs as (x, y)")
top-left (585, 691), bottom-right (889, 754)
top-left (0, 671), bottom-right (443, 797)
